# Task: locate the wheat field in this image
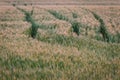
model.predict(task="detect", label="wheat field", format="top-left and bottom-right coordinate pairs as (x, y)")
top-left (0, 1), bottom-right (120, 80)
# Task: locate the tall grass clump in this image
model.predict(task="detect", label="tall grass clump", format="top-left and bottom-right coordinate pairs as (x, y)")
top-left (25, 11), bottom-right (33, 22)
top-left (71, 21), bottom-right (81, 36)
top-left (48, 10), bottom-right (69, 21)
top-left (30, 21), bottom-right (39, 38)
top-left (115, 32), bottom-right (120, 43)
top-left (92, 12), bottom-right (110, 42)
top-left (17, 8), bottom-right (39, 39)
top-left (109, 32), bottom-right (120, 43)
top-left (12, 3), bottom-right (16, 6)
top-left (25, 11), bottom-right (39, 38)
top-left (99, 19), bottom-right (110, 42)
top-left (48, 10), bottom-right (81, 36)
top-left (24, 3), bottom-right (27, 6)
top-left (31, 7), bottom-right (34, 15)
top-left (72, 12), bottom-right (78, 18)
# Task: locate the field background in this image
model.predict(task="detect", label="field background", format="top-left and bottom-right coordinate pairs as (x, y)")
top-left (0, 0), bottom-right (120, 80)
top-left (0, 0), bottom-right (120, 5)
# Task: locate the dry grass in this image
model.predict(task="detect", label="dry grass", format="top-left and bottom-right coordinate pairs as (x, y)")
top-left (0, 5), bottom-right (120, 80)
top-left (0, 6), bottom-right (25, 21)
top-left (84, 6), bottom-right (120, 35)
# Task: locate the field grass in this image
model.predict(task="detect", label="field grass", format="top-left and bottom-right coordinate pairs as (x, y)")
top-left (0, 5), bottom-right (120, 80)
